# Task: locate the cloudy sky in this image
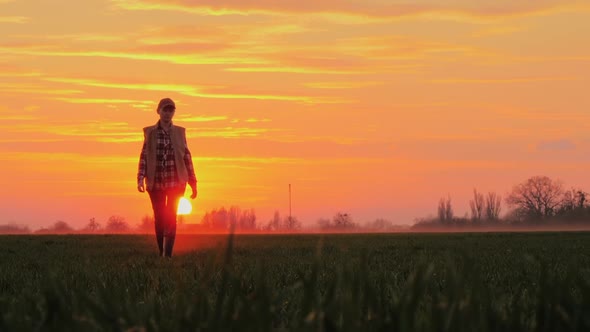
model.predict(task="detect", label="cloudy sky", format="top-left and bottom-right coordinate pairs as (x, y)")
top-left (1, 0), bottom-right (589, 229)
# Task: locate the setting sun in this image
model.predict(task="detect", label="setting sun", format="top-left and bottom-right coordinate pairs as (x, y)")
top-left (177, 198), bottom-right (192, 215)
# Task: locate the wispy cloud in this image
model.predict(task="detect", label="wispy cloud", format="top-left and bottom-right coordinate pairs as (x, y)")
top-left (471, 25), bottom-right (528, 38)
top-left (537, 139), bottom-right (576, 151)
top-left (0, 116), bottom-right (277, 142)
top-left (0, 138), bottom-right (64, 143)
top-left (0, 45), bottom-right (265, 65)
top-left (133, 42), bottom-right (229, 54)
top-left (245, 118), bottom-right (271, 123)
top-left (225, 66), bottom-right (370, 75)
top-left (2, 23), bottom-right (476, 77)
top-left (44, 76), bottom-right (347, 104)
top-left (0, 151), bottom-right (303, 165)
top-left (54, 97), bottom-right (153, 105)
top-left (304, 81), bottom-right (382, 89)
top-left (0, 120), bottom-right (144, 144)
top-left (177, 115), bottom-right (228, 122)
top-left (429, 76), bottom-right (578, 84)
top-left (188, 127), bottom-right (274, 138)
top-left (0, 71), bottom-right (41, 77)
top-left (109, 0), bottom-right (590, 22)
top-left (0, 82), bottom-right (82, 95)
top-left (196, 156), bottom-right (303, 164)
top-left (0, 64), bottom-right (42, 77)
top-left (0, 115), bottom-right (39, 121)
top-left (0, 16), bottom-right (29, 23)
top-left (19, 33), bottom-right (126, 42)
top-left (0, 152), bottom-right (137, 164)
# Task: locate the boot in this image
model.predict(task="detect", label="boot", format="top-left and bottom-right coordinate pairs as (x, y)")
top-left (164, 236), bottom-right (175, 258)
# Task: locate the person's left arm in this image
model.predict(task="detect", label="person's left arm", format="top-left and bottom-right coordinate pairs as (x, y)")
top-left (184, 138), bottom-right (198, 199)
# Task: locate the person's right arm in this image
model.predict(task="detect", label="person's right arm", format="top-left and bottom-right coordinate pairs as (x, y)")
top-left (137, 140), bottom-right (147, 192)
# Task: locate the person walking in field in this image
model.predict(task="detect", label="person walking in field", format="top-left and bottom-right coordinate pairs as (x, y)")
top-left (137, 97), bottom-right (197, 257)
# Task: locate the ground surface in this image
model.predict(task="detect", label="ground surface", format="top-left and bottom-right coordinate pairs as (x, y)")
top-left (1, 232), bottom-right (589, 331)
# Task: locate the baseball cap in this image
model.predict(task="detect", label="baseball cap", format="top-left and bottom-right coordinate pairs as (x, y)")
top-left (157, 98), bottom-right (175, 111)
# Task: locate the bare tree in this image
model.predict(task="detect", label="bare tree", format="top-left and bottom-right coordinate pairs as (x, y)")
top-left (557, 188), bottom-right (589, 220)
top-left (201, 207), bottom-right (258, 231)
top-left (84, 217), bottom-right (101, 232)
top-left (284, 215), bottom-right (301, 230)
top-left (201, 211), bottom-right (212, 228)
top-left (137, 215), bottom-right (153, 233)
top-left (213, 208), bottom-right (229, 229)
top-left (200, 207), bottom-right (229, 230)
top-left (106, 215), bottom-right (129, 233)
top-left (228, 206), bottom-right (241, 229)
top-left (264, 211), bottom-right (300, 231)
top-left (485, 192), bottom-right (502, 221)
top-left (506, 176), bottom-right (564, 220)
top-left (368, 218), bottom-right (393, 230)
top-left (438, 198), bottom-right (446, 222)
top-left (560, 189), bottom-right (588, 211)
top-left (239, 208), bottom-right (257, 230)
top-left (438, 195), bottom-right (453, 223)
top-left (445, 197), bottom-right (453, 221)
top-left (576, 190), bottom-right (588, 209)
top-left (265, 210), bottom-right (282, 231)
top-left (333, 212), bottom-right (355, 229)
top-left (469, 189), bottom-right (485, 222)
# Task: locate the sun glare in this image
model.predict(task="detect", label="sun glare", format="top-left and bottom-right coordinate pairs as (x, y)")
top-left (177, 197), bottom-right (192, 215)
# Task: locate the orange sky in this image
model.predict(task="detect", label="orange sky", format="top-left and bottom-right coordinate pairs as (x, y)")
top-left (1, 0), bottom-right (589, 229)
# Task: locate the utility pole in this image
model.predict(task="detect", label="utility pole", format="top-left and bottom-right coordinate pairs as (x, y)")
top-left (289, 183), bottom-right (292, 221)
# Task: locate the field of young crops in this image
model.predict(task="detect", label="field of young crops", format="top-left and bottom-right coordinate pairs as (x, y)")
top-left (1, 232), bottom-right (589, 331)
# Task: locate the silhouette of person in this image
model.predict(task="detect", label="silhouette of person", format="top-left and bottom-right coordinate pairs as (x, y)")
top-left (137, 98), bottom-right (197, 257)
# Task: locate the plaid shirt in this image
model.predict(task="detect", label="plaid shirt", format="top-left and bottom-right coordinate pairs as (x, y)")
top-left (137, 122), bottom-right (197, 191)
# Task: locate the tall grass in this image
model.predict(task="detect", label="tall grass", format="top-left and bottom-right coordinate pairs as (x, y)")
top-left (0, 232), bottom-right (589, 331)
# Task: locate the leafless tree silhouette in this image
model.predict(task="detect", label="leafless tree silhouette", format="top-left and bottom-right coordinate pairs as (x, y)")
top-left (438, 195), bottom-right (453, 223)
top-left (137, 215), bottom-right (154, 233)
top-left (506, 176), bottom-right (563, 220)
top-left (332, 212), bottom-right (355, 229)
top-left (83, 217), bottom-right (101, 232)
top-left (469, 189), bottom-right (485, 222)
top-left (485, 192), bottom-right (502, 221)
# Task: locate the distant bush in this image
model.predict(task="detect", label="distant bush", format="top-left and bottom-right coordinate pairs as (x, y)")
top-left (105, 215), bottom-right (130, 233)
top-left (316, 212), bottom-right (357, 230)
top-left (0, 224), bottom-right (30, 234)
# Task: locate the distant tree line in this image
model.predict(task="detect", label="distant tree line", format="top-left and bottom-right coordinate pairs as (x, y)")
top-left (0, 215), bottom-right (139, 235)
top-left (262, 211), bottom-right (301, 231)
top-left (0, 209), bottom-right (401, 234)
top-left (200, 206), bottom-right (258, 231)
top-left (414, 175), bottom-right (590, 229)
top-left (5, 175), bottom-right (585, 235)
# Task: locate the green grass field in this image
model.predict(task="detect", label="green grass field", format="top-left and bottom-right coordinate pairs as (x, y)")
top-left (1, 232), bottom-right (589, 331)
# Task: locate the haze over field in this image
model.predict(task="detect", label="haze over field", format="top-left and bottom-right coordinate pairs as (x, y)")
top-left (1, 0), bottom-right (589, 229)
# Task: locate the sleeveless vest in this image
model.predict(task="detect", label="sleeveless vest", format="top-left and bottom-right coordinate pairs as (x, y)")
top-left (143, 123), bottom-right (189, 191)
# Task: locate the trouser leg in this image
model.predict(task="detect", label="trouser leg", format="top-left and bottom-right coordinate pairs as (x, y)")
top-left (164, 187), bottom-right (184, 257)
top-left (164, 236), bottom-right (175, 257)
top-left (148, 190), bottom-right (166, 256)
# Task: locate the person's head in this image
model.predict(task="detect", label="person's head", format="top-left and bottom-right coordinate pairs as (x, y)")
top-left (156, 98), bottom-right (176, 124)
